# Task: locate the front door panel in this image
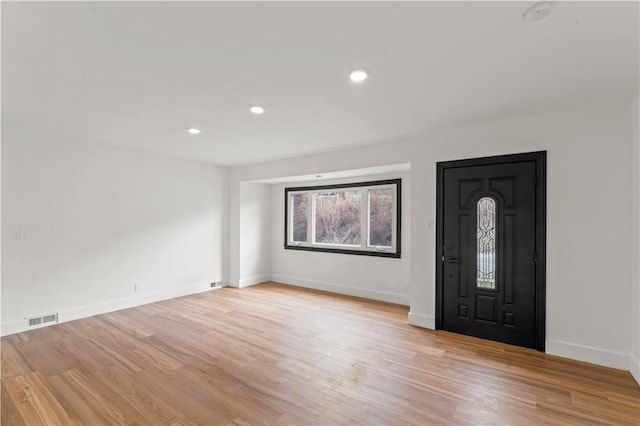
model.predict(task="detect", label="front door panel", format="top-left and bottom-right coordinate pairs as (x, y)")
top-left (437, 153), bottom-right (545, 350)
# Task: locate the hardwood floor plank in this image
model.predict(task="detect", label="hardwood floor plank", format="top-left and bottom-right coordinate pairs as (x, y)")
top-left (9, 337), bottom-right (81, 376)
top-left (127, 367), bottom-right (229, 425)
top-left (1, 340), bottom-right (33, 379)
top-left (3, 371), bottom-right (77, 425)
top-left (1, 381), bottom-right (26, 426)
top-left (47, 369), bottom-right (131, 425)
top-left (2, 282), bottom-right (639, 425)
top-left (100, 311), bottom-right (158, 339)
top-left (91, 366), bottom-right (194, 425)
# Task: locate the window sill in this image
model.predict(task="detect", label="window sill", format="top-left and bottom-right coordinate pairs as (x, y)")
top-left (284, 244), bottom-right (401, 258)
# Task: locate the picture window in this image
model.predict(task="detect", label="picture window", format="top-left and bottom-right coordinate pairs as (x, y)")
top-left (285, 179), bottom-right (401, 258)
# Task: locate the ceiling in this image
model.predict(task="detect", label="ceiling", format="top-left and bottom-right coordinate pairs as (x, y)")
top-left (2, 1), bottom-right (638, 166)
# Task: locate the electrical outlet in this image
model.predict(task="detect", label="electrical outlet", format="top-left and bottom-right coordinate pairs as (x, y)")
top-left (13, 229), bottom-right (25, 240)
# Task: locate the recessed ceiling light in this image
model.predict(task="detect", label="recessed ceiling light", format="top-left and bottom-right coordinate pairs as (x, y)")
top-left (187, 128), bottom-right (201, 135)
top-left (350, 70), bottom-right (368, 83)
top-left (523, 1), bottom-right (552, 22)
top-left (250, 106), bottom-right (265, 114)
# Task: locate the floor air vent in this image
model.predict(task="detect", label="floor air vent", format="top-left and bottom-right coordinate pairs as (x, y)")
top-left (27, 313), bottom-right (58, 328)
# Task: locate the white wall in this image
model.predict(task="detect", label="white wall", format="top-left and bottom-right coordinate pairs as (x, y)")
top-left (631, 94), bottom-right (640, 383)
top-left (2, 134), bottom-right (228, 335)
top-left (229, 104), bottom-right (634, 370)
top-left (269, 172), bottom-right (411, 305)
top-left (237, 183), bottom-right (271, 287)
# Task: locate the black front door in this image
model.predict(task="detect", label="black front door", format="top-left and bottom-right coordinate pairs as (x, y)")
top-left (436, 152), bottom-right (546, 350)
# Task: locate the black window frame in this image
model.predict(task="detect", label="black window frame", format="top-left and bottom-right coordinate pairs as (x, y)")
top-left (284, 179), bottom-right (401, 258)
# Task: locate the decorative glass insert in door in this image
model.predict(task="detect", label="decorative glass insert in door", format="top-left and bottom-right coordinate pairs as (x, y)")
top-left (477, 197), bottom-right (496, 289)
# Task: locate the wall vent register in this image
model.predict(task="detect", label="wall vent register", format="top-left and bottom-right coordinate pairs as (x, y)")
top-left (27, 313), bottom-right (59, 328)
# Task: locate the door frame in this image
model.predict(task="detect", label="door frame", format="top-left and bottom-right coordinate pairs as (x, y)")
top-left (435, 151), bottom-right (547, 351)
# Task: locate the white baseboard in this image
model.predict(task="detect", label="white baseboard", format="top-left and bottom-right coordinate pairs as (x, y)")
top-left (408, 311), bottom-right (435, 329)
top-left (546, 339), bottom-right (631, 371)
top-left (238, 275), bottom-right (271, 288)
top-left (631, 353), bottom-right (640, 385)
top-left (1, 283), bottom-right (217, 337)
top-left (271, 274), bottom-right (410, 306)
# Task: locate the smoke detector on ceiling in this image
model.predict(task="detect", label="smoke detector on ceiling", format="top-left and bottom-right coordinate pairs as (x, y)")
top-left (523, 1), bottom-right (552, 22)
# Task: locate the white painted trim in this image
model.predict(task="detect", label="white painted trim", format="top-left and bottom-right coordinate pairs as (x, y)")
top-left (408, 311), bottom-right (435, 329)
top-left (271, 274), bottom-right (410, 306)
top-left (546, 339), bottom-right (630, 371)
top-left (238, 275), bottom-right (271, 288)
top-left (1, 283), bottom-right (217, 337)
top-left (631, 354), bottom-right (640, 385)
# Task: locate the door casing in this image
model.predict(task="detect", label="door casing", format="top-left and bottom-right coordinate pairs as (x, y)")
top-left (435, 151), bottom-right (547, 351)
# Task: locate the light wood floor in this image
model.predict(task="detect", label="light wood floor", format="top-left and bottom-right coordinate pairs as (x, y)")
top-left (2, 282), bottom-right (639, 425)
